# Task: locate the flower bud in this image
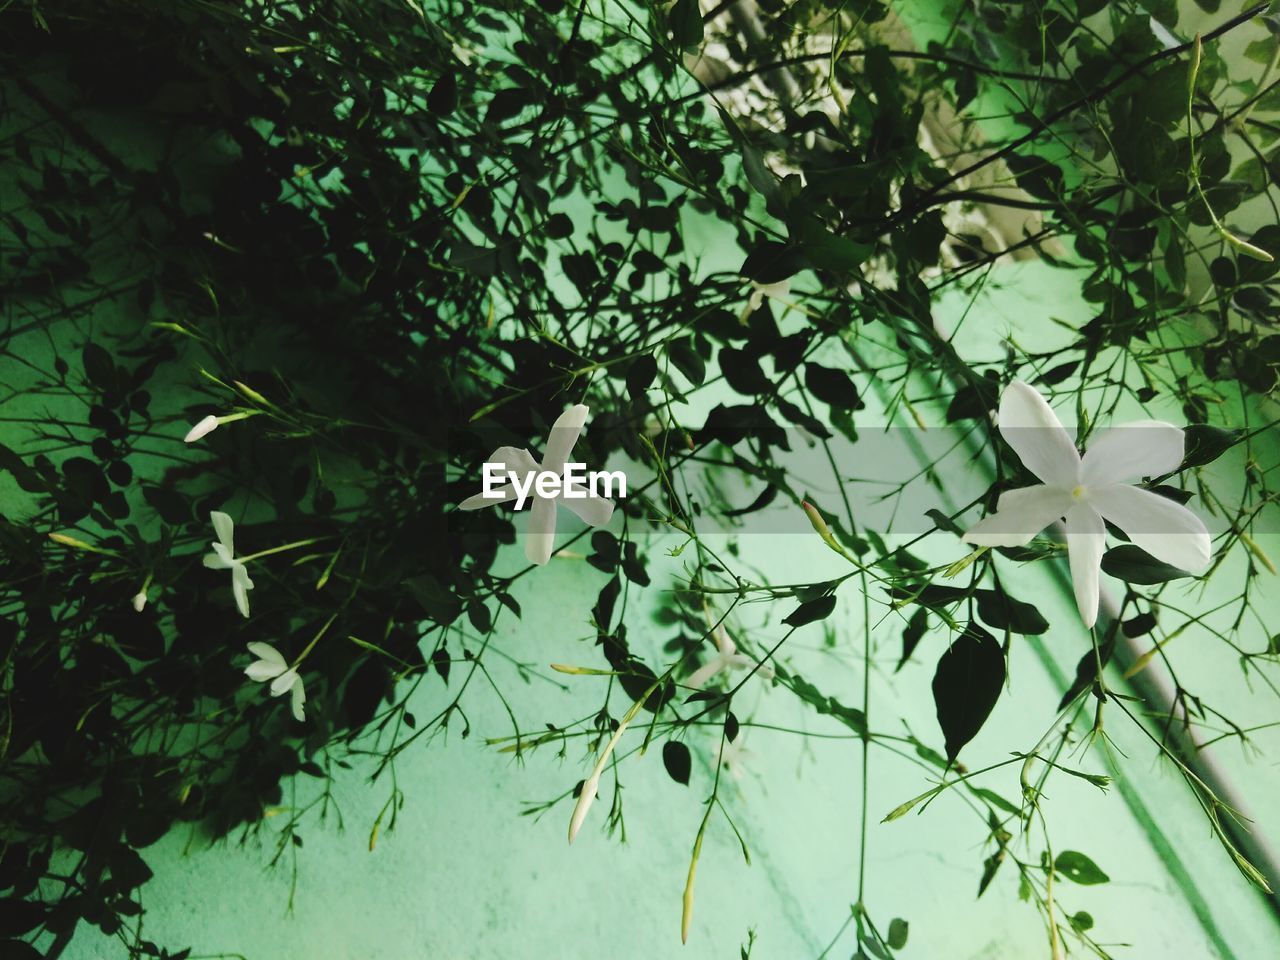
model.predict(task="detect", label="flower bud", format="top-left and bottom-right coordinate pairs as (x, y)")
top-left (183, 414), bottom-right (220, 443)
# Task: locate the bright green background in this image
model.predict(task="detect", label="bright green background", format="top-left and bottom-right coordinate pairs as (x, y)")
top-left (22, 1), bottom-right (1280, 958)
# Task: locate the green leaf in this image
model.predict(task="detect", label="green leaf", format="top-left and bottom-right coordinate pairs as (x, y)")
top-left (886, 918), bottom-right (909, 949)
top-left (783, 595), bottom-right (836, 627)
top-left (82, 343), bottom-right (116, 392)
top-left (797, 221), bottom-right (872, 272)
top-left (719, 347), bottom-right (772, 395)
top-left (1070, 911), bottom-right (1095, 932)
top-left (978, 853), bottom-right (1003, 897)
top-left (1180, 423), bottom-right (1240, 469)
top-left (544, 213), bottom-right (573, 239)
top-left (896, 607), bottom-right (928, 672)
top-left (1122, 612), bottom-right (1157, 637)
top-left (662, 740), bottom-right (691, 785)
top-left (788, 674), bottom-right (866, 734)
top-left (804, 363), bottom-right (862, 410)
top-left (1005, 154), bottom-right (1064, 200)
top-left (1054, 850), bottom-right (1110, 885)
top-left (932, 624), bottom-right (1005, 763)
top-left (1101, 544), bottom-right (1194, 584)
top-left (976, 589), bottom-right (1049, 635)
top-left (945, 374), bottom-right (999, 422)
top-left (428, 72), bottom-right (457, 116)
top-left (669, 0), bottom-right (702, 49)
top-left (668, 338), bottom-right (706, 386)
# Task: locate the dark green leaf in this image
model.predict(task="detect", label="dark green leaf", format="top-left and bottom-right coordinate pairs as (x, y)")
top-left (1054, 850), bottom-right (1110, 885)
top-left (896, 607), bottom-right (928, 672)
top-left (978, 853), bottom-right (1003, 897)
top-left (1101, 544), bottom-right (1194, 584)
top-left (662, 740), bottom-right (691, 785)
top-left (719, 347), bottom-right (772, 395)
top-left (976, 589), bottom-right (1049, 635)
top-left (932, 624), bottom-right (1005, 763)
top-left (669, 338), bottom-right (706, 386)
top-left (669, 0), bottom-right (702, 49)
top-left (1181, 423), bottom-right (1240, 469)
top-left (1122, 612), bottom-right (1157, 637)
top-left (783, 595), bottom-right (836, 627)
top-left (804, 363), bottom-right (862, 410)
top-left (428, 72), bottom-right (457, 116)
top-left (82, 343), bottom-right (115, 392)
top-left (886, 918), bottom-right (908, 949)
top-left (544, 213), bottom-right (573, 239)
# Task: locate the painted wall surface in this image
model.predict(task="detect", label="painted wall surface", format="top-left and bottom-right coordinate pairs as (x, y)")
top-left (53, 258), bottom-right (1280, 960)
top-left (13, 1), bottom-right (1278, 958)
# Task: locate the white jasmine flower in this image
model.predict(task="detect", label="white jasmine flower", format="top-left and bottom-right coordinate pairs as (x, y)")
top-left (131, 589), bottom-right (148, 613)
top-left (685, 624), bottom-right (774, 689)
top-left (458, 404), bottom-right (615, 565)
top-left (962, 381), bottom-right (1211, 628)
top-left (244, 642), bottom-right (306, 721)
top-left (184, 415), bottom-right (221, 443)
top-left (746, 279), bottom-right (789, 312)
top-left (720, 736), bottom-right (755, 783)
top-left (203, 511), bottom-right (254, 617)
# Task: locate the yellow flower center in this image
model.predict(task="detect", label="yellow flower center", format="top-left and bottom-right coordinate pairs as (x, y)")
top-left (1071, 484), bottom-right (1087, 500)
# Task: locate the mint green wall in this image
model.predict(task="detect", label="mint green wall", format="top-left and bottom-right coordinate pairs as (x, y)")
top-left (54, 257), bottom-right (1280, 960)
top-left (31, 1), bottom-right (1280, 957)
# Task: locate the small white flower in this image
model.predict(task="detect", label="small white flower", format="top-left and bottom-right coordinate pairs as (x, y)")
top-left (203, 511), bottom-right (254, 617)
top-left (685, 624), bottom-right (775, 689)
top-left (747, 279), bottom-right (789, 312)
top-left (244, 642), bottom-right (306, 721)
top-left (720, 736), bottom-right (755, 783)
top-left (184, 415), bottom-right (221, 443)
top-left (458, 404), bottom-right (614, 565)
top-left (962, 381), bottom-right (1211, 628)
top-left (131, 589), bottom-right (148, 613)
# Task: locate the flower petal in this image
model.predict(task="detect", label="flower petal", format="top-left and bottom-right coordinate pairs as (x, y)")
top-left (998, 381), bottom-right (1080, 485)
top-left (203, 549), bottom-right (233, 570)
top-left (459, 487), bottom-right (517, 510)
top-left (558, 488), bottom-right (614, 527)
top-left (290, 677), bottom-right (306, 722)
top-left (210, 511), bottom-right (235, 553)
top-left (713, 626), bottom-right (737, 658)
top-left (752, 279), bottom-right (789, 302)
top-left (1089, 484), bottom-right (1211, 572)
top-left (269, 667), bottom-right (299, 698)
top-left (685, 658), bottom-right (725, 690)
top-left (245, 659), bottom-right (286, 682)
top-left (1081, 421), bottom-right (1184, 486)
top-left (1065, 503), bottom-right (1106, 628)
top-left (246, 642), bottom-right (285, 667)
top-left (542, 405), bottom-right (588, 474)
top-left (460, 447), bottom-right (538, 510)
top-left (524, 496), bottom-right (557, 565)
top-left (961, 485), bottom-right (1072, 547)
top-left (726, 653), bottom-right (774, 680)
top-left (232, 564), bottom-right (252, 618)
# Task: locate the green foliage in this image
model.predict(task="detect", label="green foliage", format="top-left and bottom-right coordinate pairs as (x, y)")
top-left (0, 0), bottom-right (1277, 956)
